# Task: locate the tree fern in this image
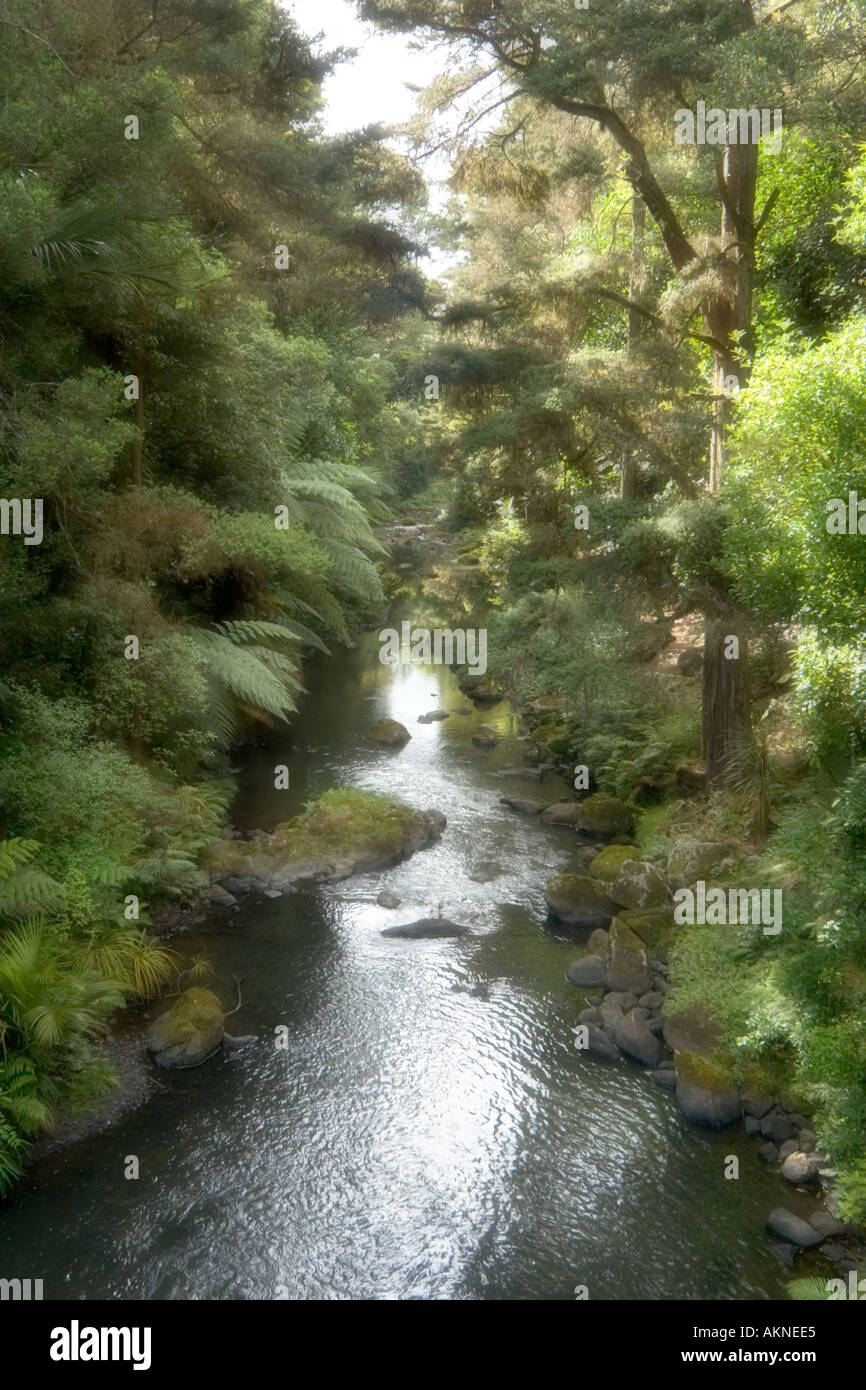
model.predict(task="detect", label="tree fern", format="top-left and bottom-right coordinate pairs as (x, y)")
top-left (0, 839), bottom-right (64, 917)
top-left (192, 625), bottom-right (301, 731)
top-left (320, 539), bottom-right (385, 603)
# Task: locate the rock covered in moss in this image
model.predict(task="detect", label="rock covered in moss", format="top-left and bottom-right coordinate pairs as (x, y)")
top-left (206, 789), bottom-right (446, 894)
top-left (147, 987), bottom-right (224, 1070)
top-left (576, 794), bottom-right (635, 839)
top-left (588, 844), bottom-right (639, 880)
top-left (604, 919), bottom-right (653, 994)
top-left (367, 717), bottom-right (412, 747)
top-left (459, 674), bottom-right (506, 703)
top-left (544, 874), bottom-right (618, 928)
top-left (674, 1050), bottom-right (741, 1128)
top-left (616, 909), bottom-right (673, 950)
top-left (609, 859), bottom-right (669, 910)
top-left (662, 1002), bottom-right (721, 1057)
top-left (665, 840), bottom-right (731, 886)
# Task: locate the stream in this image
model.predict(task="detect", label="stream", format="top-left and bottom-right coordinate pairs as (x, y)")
top-left (0, 625), bottom-right (800, 1300)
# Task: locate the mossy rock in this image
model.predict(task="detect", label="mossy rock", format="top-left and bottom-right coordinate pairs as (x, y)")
top-left (666, 839), bottom-right (732, 885)
top-left (604, 918), bottom-right (653, 994)
top-left (675, 1050), bottom-right (741, 1128)
top-left (608, 859), bottom-right (669, 910)
top-left (544, 874), bottom-right (617, 928)
top-left (207, 790), bottom-right (446, 892)
top-left (662, 1002), bottom-right (722, 1057)
top-left (458, 674), bottom-right (506, 703)
top-left (577, 794), bottom-right (635, 839)
top-left (532, 724), bottom-right (572, 756)
top-left (617, 908), bottom-right (674, 950)
top-left (147, 987), bottom-right (224, 1070)
top-left (589, 844), bottom-right (639, 881)
top-left (367, 717), bottom-right (412, 748)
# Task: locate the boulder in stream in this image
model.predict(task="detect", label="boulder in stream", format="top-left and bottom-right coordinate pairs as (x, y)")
top-left (765, 1209), bottom-right (823, 1249)
top-left (540, 800), bottom-right (582, 826)
top-left (576, 794), bottom-right (635, 839)
top-left (147, 988), bottom-right (225, 1070)
top-left (544, 874), bottom-right (618, 928)
top-left (381, 918), bottom-right (469, 939)
top-left (367, 718), bottom-right (412, 747)
top-left (499, 796), bottom-right (546, 815)
top-left (603, 919), bottom-right (653, 994)
top-left (614, 1008), bottom-right (662, 1067)
top-left (674, 1051), bottom-right (741, 1129)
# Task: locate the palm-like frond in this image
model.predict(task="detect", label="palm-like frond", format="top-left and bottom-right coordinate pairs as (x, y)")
top-left (319, 539), bottom-right (385, 603)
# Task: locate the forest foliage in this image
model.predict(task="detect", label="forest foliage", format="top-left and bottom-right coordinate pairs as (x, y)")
top-left (4, 0), bottom-right (866, 1232)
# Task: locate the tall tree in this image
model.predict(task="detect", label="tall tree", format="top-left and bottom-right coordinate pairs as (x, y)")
top-left (361, 0), bottom-right (859, 781)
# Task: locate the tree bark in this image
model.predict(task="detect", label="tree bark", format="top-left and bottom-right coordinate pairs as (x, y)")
top-left (702, 142), bottom-right (757, 785)
top-left (621, 195), bottom-right (645, 500)
top-left (131, 356), bottom-right (144, 488)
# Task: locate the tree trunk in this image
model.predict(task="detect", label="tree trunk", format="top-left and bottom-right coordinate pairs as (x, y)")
top-left (131, 357), bottom-right (144, 488)
top-left (702, 142), bottom-right (757, 785)
top-left (621, 195), bottom-right (645, 500)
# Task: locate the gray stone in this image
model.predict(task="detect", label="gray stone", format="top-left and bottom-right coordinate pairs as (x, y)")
top-left (808, 1211), bottom-right (846, 1239)
top-left (646, 1016), bottom-right (664, 1037)
top-left (576, 1024), bottom-right (620, 1061)
top-left (566, 955), bottom-right (606, 987)
top-left (759, 1108), bottom-right (796, 1145)
top-left (765, 1209), bottom-right (823, 1249)
top-left (599, 996), bottom-right (625, 1031)
top-left (614, 1010), bottom-right (662, 1067)
top-left (638, 991), bottom-right (664, 1010)
top-left (604, 920), bottom-right (653, 994)
top-left (798, 1129), bottom-right (817, 1153)
top-left (499, 796), bottom-right (546, 815)
top-left (769, 1242), bottom-right (799, 1267)
top-left (609, 860), bottom-right (669, 911)
top-left (222, 876), bottom-right (252, 896)
top-left (780, 1151), bottom-right (823, 1186)
top-left (377, 889), bottom-right (401, 909)
top-left (744, 1115), bottom-right (761, 1137)
top-left (742, 1091), bottom-right (774, 1119)
top-left (778, 1139), bottom-right (799, 1161)
top-left (758, 1142), bottom-right (779, 1162)
top-left (223, 1033), bottom-right (256, 1051)
top-left (540, 801), bottom-right (582, 826)
top-left (205, 884), bottom-right (237, 907)
top-left (577, 1007), bottom-right (603, 1026)
top-left (823, 1244), bottom-right (847, 1262)
top-left (605, 990), bottom-right (639, 1011)
top-left (675, 1057), bottom-right (741, 1129)
top-left (587, 928), bottom-right (610, 958)
top-left (651, 1068), bottom-right (677, 1089)
top-left (472, 734), bottom-right (497, 749)
top-left (367, 717), bottom-right (412, 748)
top-left (381, 918), bottom-right (469, 939)
top-left (544, 874), bottom-right (618, 929)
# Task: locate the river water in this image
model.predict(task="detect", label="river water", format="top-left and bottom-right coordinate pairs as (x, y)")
top-left (0, 629), bottom-right (799, 1300)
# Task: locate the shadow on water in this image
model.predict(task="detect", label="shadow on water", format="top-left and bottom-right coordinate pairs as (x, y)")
top-left (0, 625), bottom-right (805, 1300)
